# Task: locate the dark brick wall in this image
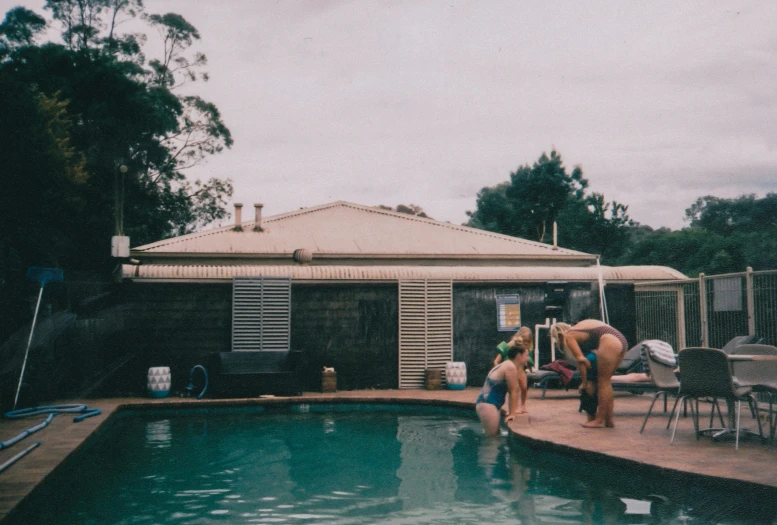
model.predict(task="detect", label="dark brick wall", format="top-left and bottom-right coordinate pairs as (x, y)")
top-left (5, 279), bottom-right (635, 400)
top-left (120, 282), bottom-right (233, 393)
top-left (291, 284), bottom-right (399, 391)
top-left (453, 284), bottom-right (547, 386)
top-left (603, 284), bottom-right (637, 347)
top-left (452, 283), bottom-right (636, 387)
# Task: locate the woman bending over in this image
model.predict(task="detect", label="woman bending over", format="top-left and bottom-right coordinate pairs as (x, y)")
top-left (550, 320), bottom-right (628, 428)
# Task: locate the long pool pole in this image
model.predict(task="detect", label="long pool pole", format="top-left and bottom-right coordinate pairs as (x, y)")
top-left (14, 284), bottom-right (45, 410)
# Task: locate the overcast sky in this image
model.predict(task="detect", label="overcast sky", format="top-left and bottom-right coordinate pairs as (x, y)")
top-left (7, 1), bottom-right (777, 230)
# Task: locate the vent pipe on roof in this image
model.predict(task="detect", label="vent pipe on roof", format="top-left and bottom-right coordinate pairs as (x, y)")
top-left (253, 203), bottom-right (264, 232)
top-left (233, 203), bottom-right (243, 231)
top-left (293, 248), bottom-right (313, 264)
top-left (552, 221), bottom-right (558, 250)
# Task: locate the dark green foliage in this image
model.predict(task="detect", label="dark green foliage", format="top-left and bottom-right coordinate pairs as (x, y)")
top-left (619, 194), bottom-right (777, 275)
top-left (377, 204), bottom-right (430, 218)
top-left (466, 150), bottom-right (632, 261)
top-left (466, 151), bottom-right (776, 276)
top-left (0, 1), bottom-right (233, 341)
top-left (0, 6), bottom-right (46, 54)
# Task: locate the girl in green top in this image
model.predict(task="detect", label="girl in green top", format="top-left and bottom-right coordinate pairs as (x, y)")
top-left (494, 326), bottom-right (534, 369)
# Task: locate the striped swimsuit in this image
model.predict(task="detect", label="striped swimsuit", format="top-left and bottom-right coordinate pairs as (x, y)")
top-left (572, 325), bottom-right (629, 354)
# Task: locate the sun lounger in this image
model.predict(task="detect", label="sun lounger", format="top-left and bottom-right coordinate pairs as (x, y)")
top-left (530, 342), bottom-right (647, 398)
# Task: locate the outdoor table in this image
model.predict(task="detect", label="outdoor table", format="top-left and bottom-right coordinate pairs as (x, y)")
top-left (728, 355), bottom-right (777, 362)
top-left (729, 354), bottom-right (777, 442)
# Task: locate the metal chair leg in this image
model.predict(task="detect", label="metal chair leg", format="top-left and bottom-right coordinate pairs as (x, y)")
top-left (735, 400), bottom-right (741, 450)
top-left (750, 396), bottom-right (763, 440)
top-left (671, 395), bottom-right (687, 445)
top-left (640, 391), bottom-right (661, 433)
top-left (666, 394), bottom-right (681, 429)
top-left (714, 399), bottom-right (726, 427)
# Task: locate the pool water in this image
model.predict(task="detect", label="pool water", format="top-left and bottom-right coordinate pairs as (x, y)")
top-left (8, 404), bottom-right (777, 524)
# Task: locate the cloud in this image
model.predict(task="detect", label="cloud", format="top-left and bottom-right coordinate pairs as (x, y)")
top-left (12, 0), bottom-right (777, 232)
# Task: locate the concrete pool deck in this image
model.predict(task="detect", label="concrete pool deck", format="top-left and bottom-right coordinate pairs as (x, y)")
top-left (2, 387), bottom-right (777, 521)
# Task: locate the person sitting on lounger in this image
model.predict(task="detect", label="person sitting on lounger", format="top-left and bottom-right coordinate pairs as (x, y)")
top-left (550, 320), bottom-right (629, 429)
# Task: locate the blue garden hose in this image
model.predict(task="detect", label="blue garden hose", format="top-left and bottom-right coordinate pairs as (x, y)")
top-left (1, 404), bottom-right (102, 451)
top-left (185, 365), bottom-right (208, 399)
top-left (0, 441), bottom-right (41, 474)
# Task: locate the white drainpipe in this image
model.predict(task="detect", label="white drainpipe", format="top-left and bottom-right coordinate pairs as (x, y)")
top-left (534, 317), bottom-right (558, 367)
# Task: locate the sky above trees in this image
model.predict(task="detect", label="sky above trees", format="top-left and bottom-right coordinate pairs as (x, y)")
top-left (6, 0), bottom-right (777, 230)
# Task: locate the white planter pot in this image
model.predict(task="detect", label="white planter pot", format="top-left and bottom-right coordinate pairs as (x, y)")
top-left (147, 366), bottom-right (171, 398)
top-left (445, 362), bottom-right (467, 390)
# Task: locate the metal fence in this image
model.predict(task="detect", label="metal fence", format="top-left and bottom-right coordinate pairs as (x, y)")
top-left (635, 268), bottom-right (777, 350)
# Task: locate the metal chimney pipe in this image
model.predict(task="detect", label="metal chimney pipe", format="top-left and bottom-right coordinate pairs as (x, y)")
top-left (233, 203), bottom-right (243, 231)
top-left (253, 203), bottom-right (264, 232)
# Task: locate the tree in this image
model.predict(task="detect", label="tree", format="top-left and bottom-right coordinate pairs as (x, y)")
top-left (467, 151), bottom-right (588, 242)
top-left (0, 6), bottom-right (46, 57)
top-left (2, 1), bottom-right (233, 246)
top-left (619, 193), bottom-right (777, 275)
top-left (377, 204), bottom-right (431, 218)
top-left (685, 194), bottom-right (777, 235)
top-left (0, 72), bottom-right (88, 339)
top-left (557, 192), bottom-right (634, 262)
top-left (0, 1), bottom-right (234, 339)
top-left (466, 150), bottom-right (633, 262)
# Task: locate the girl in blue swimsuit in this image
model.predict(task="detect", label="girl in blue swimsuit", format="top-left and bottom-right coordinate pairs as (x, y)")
top-left (476, 342), bottom-right (530, 435)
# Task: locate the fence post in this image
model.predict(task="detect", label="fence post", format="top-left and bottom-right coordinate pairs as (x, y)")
top-left (699, 273), bottom-right (709, 348)
top-left (677, 284), bottom-right (686, 350)
top-left (746, 266), bottom-right (755, 337)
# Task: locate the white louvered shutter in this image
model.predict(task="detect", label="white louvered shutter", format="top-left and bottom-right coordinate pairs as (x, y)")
top-left (399, 279), bottom-right (453, 388)
top-left (232, 277), bottom-right (291, 352)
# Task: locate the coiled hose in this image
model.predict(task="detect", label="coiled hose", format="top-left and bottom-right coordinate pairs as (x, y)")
top-left (186, 365), bottom-right (209, 399)
top-left (2, 404), bottom-right (102, 450)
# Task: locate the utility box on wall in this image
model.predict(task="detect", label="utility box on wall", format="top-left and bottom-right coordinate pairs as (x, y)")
top-left (111, 236), bottom-right (130, 258)
top-left (545, 281), bottom-right (568, 319)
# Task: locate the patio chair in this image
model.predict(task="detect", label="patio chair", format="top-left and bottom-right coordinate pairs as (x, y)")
top-left (671, 347), bottom-right (763, 450)
top-left (730, 344), bottom-right (777, 441)
top-left (638, 341), bottom-right (681, 433)
top-left (721, 335), bottom-right (763, 355)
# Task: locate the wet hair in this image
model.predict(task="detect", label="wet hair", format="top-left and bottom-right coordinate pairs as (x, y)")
top-left (507, 341), bottom-right (527, 359)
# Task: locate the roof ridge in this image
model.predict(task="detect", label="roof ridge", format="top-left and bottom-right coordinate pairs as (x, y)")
top-left (132, 200), bottom-right (590, 257)
top-left (320, 202), bottom-right (586, 255)
top-left (269, 201), bottom-right (584, 254)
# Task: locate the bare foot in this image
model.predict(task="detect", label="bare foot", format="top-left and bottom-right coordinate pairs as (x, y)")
top-left (581, 420), bottom-right (608, 428)
top-left (606, 419), bottom-right (615, 428)
top-left (517, 409), bottom-right (528, 414)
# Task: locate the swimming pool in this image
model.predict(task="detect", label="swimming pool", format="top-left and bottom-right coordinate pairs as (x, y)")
top-left (6, 403), bottom-right (777, 524)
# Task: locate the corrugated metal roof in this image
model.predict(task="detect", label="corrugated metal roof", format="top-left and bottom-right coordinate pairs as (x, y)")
top-left (121, 264), bottom-right (687, 282)
top-left (132, 201), bottom-right (593, 259)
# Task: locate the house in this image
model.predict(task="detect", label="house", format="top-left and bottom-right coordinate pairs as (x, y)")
top-left (120, 201), bottom-right (685, 391)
